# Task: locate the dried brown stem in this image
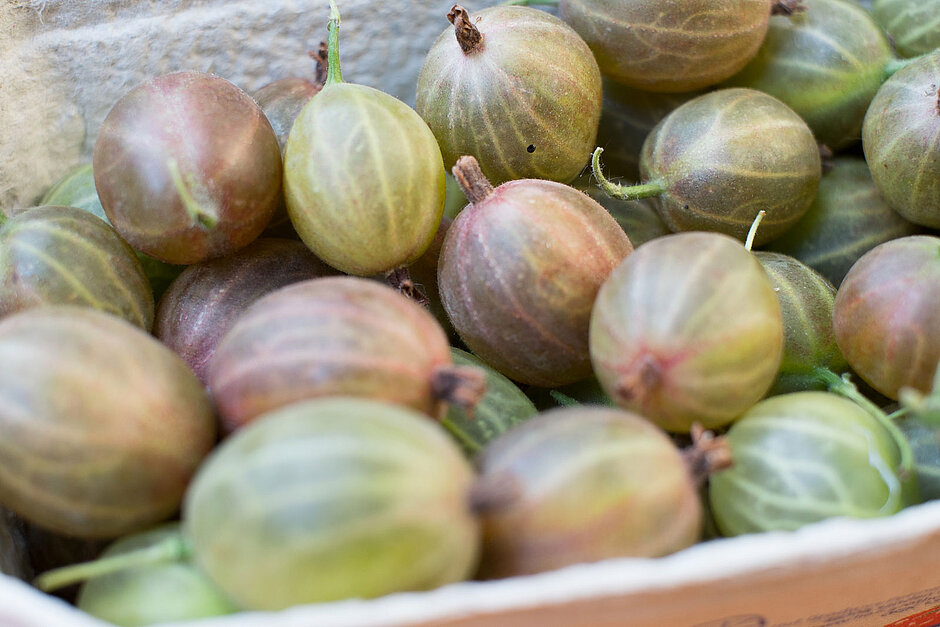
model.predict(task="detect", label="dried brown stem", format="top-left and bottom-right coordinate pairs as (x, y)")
top-left (431, 364), bottom-right (487, 414)
top-left (386, 266), bottom-right (429, 307)
top-left (771, 0), bottom-right (806, 15)
top-left (452, 155), bottom-right (495, 204)
top-left (682, 423), bottom-right (734, 487)
top-left (307, 41), bottom-right (329, 87)
top-left (448, 5), bottom-right (484, 55)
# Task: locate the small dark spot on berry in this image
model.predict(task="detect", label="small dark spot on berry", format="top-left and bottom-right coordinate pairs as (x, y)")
top-left (527, 145), bottom-right (536, 153)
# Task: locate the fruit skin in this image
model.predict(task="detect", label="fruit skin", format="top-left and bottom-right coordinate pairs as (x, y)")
top-left (0, 307), bottom-right (216, 539)
top-left (208, 276), bottom-right (457, 433)
top-left (640, 88), bottom-right (821, 245)
top-left (590, 232), bottom-right (784, 432)
top-left (440, 348), bottom-right (538, 455)
top-left (754, 251), bottom-right (848, 396)
top-left (895, 415), bottom-right (940, 501)
top-left (475, 406), bottom-right (701, 579)
top-left (560, 0), bottom-right (771, 92)
top-left (94, 71), bottom-right (282, 265)
top-left (253, 78), bottom-right (322, 157)
top-left (438, 178), bottom-right (632, 388)
top-left (252, 77), bottom-right (323, 235)
top-left (574, 181), bottom-right (670, 249)
top-left (183, 398), bottom-right (479, 610)
top-left (872, 0), bottom-right (940, 58)
top-left (833, 235), bottom-right (940, 400)
top-left (406, 217), bottom-right (456, 340)
top-left (594, 80), bottom-right (705, 182)
top-left (764, 156), bottom-right (925, 287)
top-left (154, 238), bottom-right (333, 385)
top-left (709, 392), bottom-right (915, 536)
top-left (40, 163), bottom-right (187, 300)
top-left (862, 51), bottom-right (940, 228)
top-left (724, 0), bottom-right (894, 150)
top-left (416, 5), bottom-right (602, 185)
top-left (0, 205), bottom-right (154, 330)
top-left (284, 82), bottom-right (445, 276)
top-left (76, 524), bottom-right (237, 626)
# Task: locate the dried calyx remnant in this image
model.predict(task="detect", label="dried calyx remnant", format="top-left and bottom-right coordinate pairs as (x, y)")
top-left (682, 423), bottom-right (734, 486)
top-left (615, 354), bottom-right (662, 405)
top-left (452, 156), bottom-right (494, 203)
top-left (386, 266), bottom-right (429, 307)
top-left (431, 364), bottom-right (488, 413)
top-left (308, 41), bottom-right (329, 86)
top-left (449, 5), bottom-right (484, 54)
top-left (771, 0), bottom-right (807, 16)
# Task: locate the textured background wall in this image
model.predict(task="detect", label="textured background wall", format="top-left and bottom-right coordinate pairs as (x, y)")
top-left (0, 0), bottom-right (503, 211)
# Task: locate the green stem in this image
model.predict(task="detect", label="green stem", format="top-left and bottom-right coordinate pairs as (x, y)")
top-left (591, 147), bottom-right (666, 202)
top-left (812, 367), bottom-right (916, 483)
top-left (326, 0), bottom-right (344, 86)
top-left (744, 210), bottom-right (766, 251)
top-left (439, 416), bottom-right (483, 454)
top-left (884, 52), bottom-right (932, 79)
top-left (887, 407), bottom-right (912, 421)
top-left (166, 159), bottom-right (218, 230)
top-left (502, 0), bottom-right (560, 5)
top-left (0, 210), bottom-right (7, 227)
top-left (550, 390), bottom-right (581, 407)
top-left (34, 534), bottom-right (192, 592)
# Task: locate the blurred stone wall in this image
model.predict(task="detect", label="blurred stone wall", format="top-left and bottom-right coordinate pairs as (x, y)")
top-left (0, 0), bottom-right (501, 210)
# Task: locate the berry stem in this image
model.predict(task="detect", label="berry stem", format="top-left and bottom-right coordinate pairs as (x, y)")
top-left (34, 534), bottom-right (191, 592)
top-left (883, 52), bottom-right (932, 79)
top-left (439, 416), bottom-right (485, 454)
top-left (452, 156), bottom-right (495, 204)
top-left (744, 210), bottom-right (766, 251)
top-left (166, 159), bottom-right (218, 230)
top-left (812, 367), bottom-right (917, 487)
top-left (898, 366), bottom-right (940, 426)
top-left (549, 390), bottom-right (581, 407)
top-left (592, 148), bottom-right (666, 202)
top-left (325, 0), bottom-right (344, 86)
top-left (448, 6), bottom-right (484, 55)
top-left (0, 210), bottom-right (7, 227)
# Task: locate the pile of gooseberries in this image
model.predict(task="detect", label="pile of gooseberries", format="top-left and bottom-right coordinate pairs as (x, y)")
top-left (0, 1), bottom-right (937, 625)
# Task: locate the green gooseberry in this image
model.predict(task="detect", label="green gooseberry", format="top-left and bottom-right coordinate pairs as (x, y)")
top-left (753, 251), bottom-right (849, 396)
top-left (184, 398), bottom-right (480, 610)
top-left (723, 0), bottom-right (896, 150)
top-left (76, 524), bottom-right (236, 627)
top-left (763, 156), bottom-right (925, 287)
top-left (416, 5), bottom-right (602, 186)
top-left (593, 88), bottom-right (821, 246)
top-left (284, 1), bottom-right (445, 277)
top-left (590, 231), bottom-right (784, 433)
top-left (40, 163), bottom-right (185, 299)
top-left (862, 51), bottom-right (940, 229)
top-left (440, 348), bottom-right (538, 455)
top-left (872, 0), bottom-right (940, 58)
